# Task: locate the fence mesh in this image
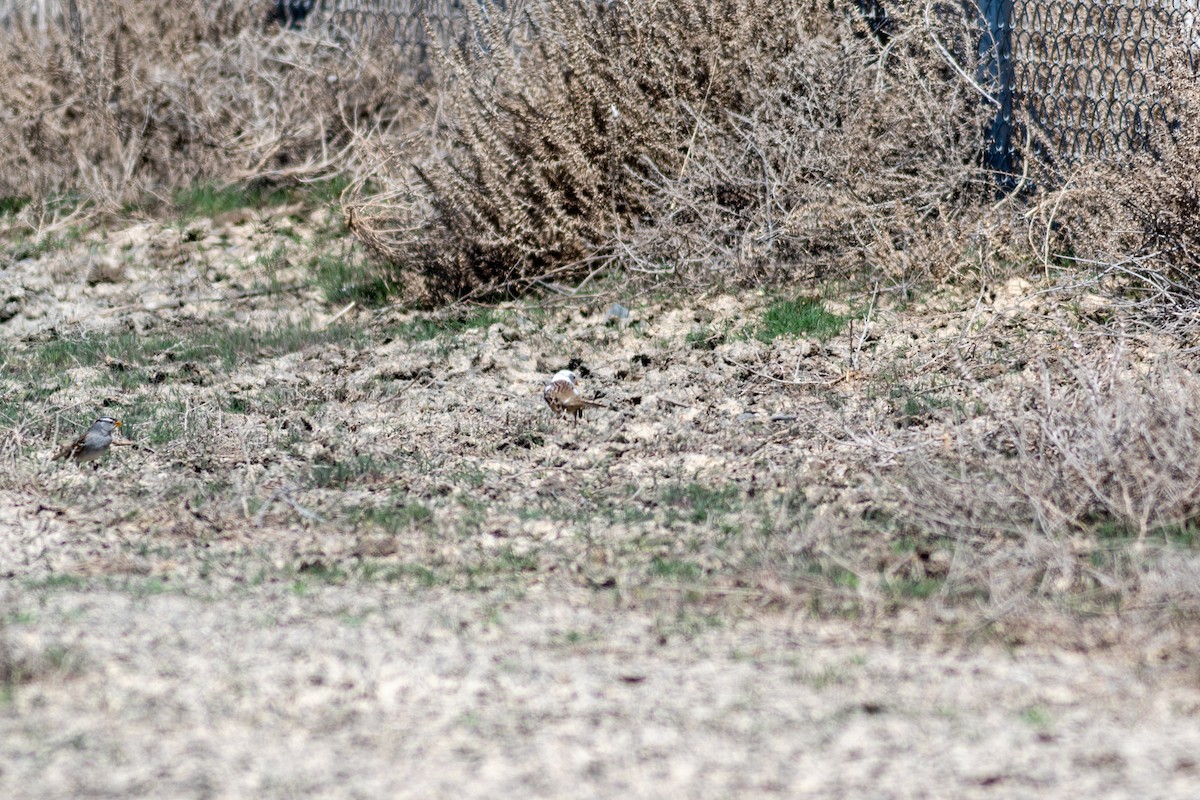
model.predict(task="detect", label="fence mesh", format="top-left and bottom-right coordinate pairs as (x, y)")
top-left (311, 0), bottom-right (1198, 168)
top-left (1004, 0), bottom-right (1197, 161)
top-left (0, 0), bottom-right (1195, 169)
top-left (281, 0), bottom-right (516, 76)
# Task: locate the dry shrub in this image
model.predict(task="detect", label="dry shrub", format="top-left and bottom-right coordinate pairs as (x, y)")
top-left (347, 0), bottom-right (995, 300)
top-left (1035, 44), bottom-right (1200, 315)
top-left (0, 0), bottom-right (425, 208)
top-left (889, 343), bottom-right (1200, 620)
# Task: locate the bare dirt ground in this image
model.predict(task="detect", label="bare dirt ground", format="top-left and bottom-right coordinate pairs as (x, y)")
top-left (2, 202), bottom-right (1200, 798)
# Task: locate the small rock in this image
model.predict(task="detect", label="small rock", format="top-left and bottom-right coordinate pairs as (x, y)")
top-left (719, 338), bottom-right (765, 363)
top-left (712, 398), bottom-right (740, 416)
top-left (1078, 293), bottom-right (1111, 318)
top-left (804, 484), bottom-right (830, 505)
top-left (0, 282), bottom-right (25, 322)
top-left (85, 255), bottom-right (125, 285)
top-left (110, 223), bottom-right (155, 249)
top-left (796, 340), bottom-right (825, 357)
top-left (605, 303), bottom-right (631, 326)
top-left (993, 276), bottom-right (1033, 310)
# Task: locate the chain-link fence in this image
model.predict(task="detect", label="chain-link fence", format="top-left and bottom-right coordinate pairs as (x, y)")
top-left (979, 0), bottom-right (1196, 178)
top-left (308, 0), bottom-right (1198, 172)
top-left (1, 0), bottom-right (1195, 174)
top-left (269, 0), bottom-right (513, 76)
top-left (0, 0), bottom-right (496, 50)
top-left (328, 0), bottom-right (497, 45)
top-left (0, 0), bottom-right (59, 29)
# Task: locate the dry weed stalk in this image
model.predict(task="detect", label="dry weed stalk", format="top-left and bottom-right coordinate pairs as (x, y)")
top-left (890, 340), bottom-right (1200, 619)
top-left (0, 0), bottom-right (424, 209)
top-left (346, 0), bottom-right (997, 300)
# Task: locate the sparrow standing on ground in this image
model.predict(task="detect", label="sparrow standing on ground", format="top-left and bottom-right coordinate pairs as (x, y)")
top-left (543, 370), bottom-right (606, 422)
top-left (55, 416), bottom-right (122, 469)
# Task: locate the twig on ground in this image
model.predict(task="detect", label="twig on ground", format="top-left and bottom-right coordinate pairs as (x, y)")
top-left (852, 281), bottom-right (878, 371)
top-left (725, 357), bottom-right (847, 388)
top-left (254, 485), bottom-right (326, 526)
top-left (322, 300), bottom-right (357, 329)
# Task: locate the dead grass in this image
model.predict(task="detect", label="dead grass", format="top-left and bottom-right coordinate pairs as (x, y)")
top-left (1029, 44), bottom-right (1200, 322)
top-left (881, 337), bottom-right (1200, 628)
top-left (0, 0), bottom-right (426, 209)
top-left (3, 5), bottom-right (1200, 795)
top-left (0, 202), bottom-right (1199, 796)
top-left (0, 204), bottom-right (1197, 657)
top-left (0, 610), bottom-right (84, 696)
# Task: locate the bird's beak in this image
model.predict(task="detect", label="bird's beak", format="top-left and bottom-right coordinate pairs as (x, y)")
top-left (114, 420), bottom-right (123, 427)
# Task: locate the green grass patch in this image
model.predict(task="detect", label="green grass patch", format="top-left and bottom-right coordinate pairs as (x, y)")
top-left (289, 561), bottom-right (349, 594)
top-left (804, 560), bottom-right (859, 589)
top-left (309, 454), bottom-right (392, 488)
top-left (790, 663), bottom-right (851, 689)
top-left (350, 501), bottom-right (434, 532)
top-left (390, 308), bottom-right (506, 342)
top-left (518, 490), bottom-right (653, 527)
top-left (0, 196), bottom-right (30, 217)
top-left (197, 322), bottom-right (361, 368)
top-left (685, 324), bottom-right (728, 350)
top-left (121, 176), bottom-right (351, 219)
top-left (24, 574), bottom-right (88, 592)
top-left (0, 641), bottom-right (83, 700)
top-left (0, 377), bottom-right (61, 430)
top-left (313, 253), bottom-right (397, 307)
top-left (249, 244), bottom-right (290, 298)
top-left (1019, 706), bottom-right (1053, 730)
top-left (495, 546), bottom-right (538, 573)
top-left (105, 398), bottom-right (190, 448)
top-left (125, 576), bottom-right (172, 597)
top-left (650, 556), bottom-right (703, 581)
top-left (465, 545), bottom-right (539, 588)
top-left (304, 175), bottom-right (354, 206)
top-left (174, 182), bottom-right (294, 218)
top-left (298, 562), bottom-right (348, 582)
top-left (7, 226), bottom-right (84, 261)
top-left (404, 564), bottom-right (442, 586)
top-left (1155, 523), bottom-right (1199, 547)
top-left (1089, 518), bottom-right (1200, 548)
top-left (558, 629), bottom-right (601, 647)
top-left (652, 609), bottom-right (724, 642)
top-left (756, 297), bottom-right (845, 343)
top-left (393, 318), bottom-right (447, 343)
top-left (6, 320), bottom-right (362, 384)
top-left (889, 382), bottom-right (959, 427)
top-left (882, 576), bottom-right (944, 600)
top-left (661, 483), bottom-right (741, 525)
top-left (359, 562), bottom-right (443, 587)
top-left (142, 415), bottom-right (185, 446)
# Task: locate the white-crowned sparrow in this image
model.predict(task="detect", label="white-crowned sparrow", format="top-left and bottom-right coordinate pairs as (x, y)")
top-left (55, 416), bottom-right (122, 468)
top-left (543, 370), bottom-right (605, 422)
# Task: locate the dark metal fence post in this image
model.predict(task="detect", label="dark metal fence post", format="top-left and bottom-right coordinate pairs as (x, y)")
top-left (977, 0), bottom-right (1016, 189)
top-left (272, 0), bottom-right (319, 30)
